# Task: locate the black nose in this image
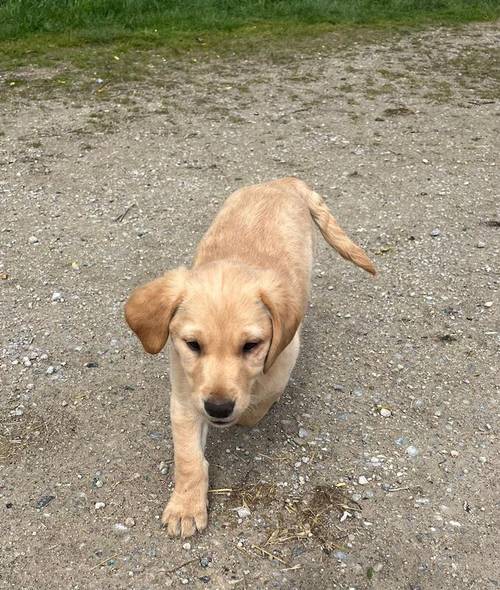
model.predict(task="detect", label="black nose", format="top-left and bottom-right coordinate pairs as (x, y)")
top-left (204, 399), bottom-right (235, 419)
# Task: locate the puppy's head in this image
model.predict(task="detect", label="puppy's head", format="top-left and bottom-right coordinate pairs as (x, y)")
top-left (125, 262), bottom-right (301, 426)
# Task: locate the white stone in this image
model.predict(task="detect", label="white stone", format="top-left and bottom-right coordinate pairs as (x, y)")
top-left (236, 507), bottom-right (251, 519)
top-left (358, 476), bottom-right (369, 485)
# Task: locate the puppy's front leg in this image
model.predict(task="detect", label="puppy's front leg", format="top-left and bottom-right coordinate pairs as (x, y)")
top-left (161, 397), bottom-right (208, 538)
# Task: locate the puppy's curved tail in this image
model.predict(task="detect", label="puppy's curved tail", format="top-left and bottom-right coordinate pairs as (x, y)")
top-left (292, 178), bottom-right (376, 275)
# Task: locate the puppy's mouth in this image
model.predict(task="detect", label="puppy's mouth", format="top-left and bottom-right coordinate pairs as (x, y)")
top-left (208, 418), bottom-right (235, 428)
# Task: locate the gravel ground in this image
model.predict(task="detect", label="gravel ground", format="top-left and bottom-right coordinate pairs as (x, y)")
top-left (1, 23), bottom-right (499, 590)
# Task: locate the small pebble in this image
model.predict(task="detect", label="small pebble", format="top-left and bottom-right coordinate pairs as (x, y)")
top-left (333, 550), bottom-right (349, 561)
top-left (476, 241), bottom-right (486, 248)
top-left (484, 301), bottom-right (493, 308)
top-left (125, 517), bottom-right (136, 527)
top-left (46, 366), bottom-right (56, 375)
top-left (28, 236), bottom-right (39, 244)
top-left (373, 562), bottom-right (384, 572)
top-left (358, 476), bottom-right (369, 485)
top-left (450, 450), bottom-right (459, 458)
top-left (51, 292), bottom-right (63, 302)
top-left (380, 408), bottom-right (392, 417)
top-left (182, 542), bottom-right (191, 550)
top-left (113, 523), bottom-right (129, 536)
top-left (236, 507), bottom-right (251, 519)
top-left (406, 445), bottom-right (419, 457)
top-left (430, 228), bottom-right (441, 237)
top-left (298, 427), bottom-right (309, 439)
top-left (200, 557), bottom-right (211, 568)
top-left (95, 502), bottom-right (106, 510)
top-left (36, 495), bottom-right (55, 510)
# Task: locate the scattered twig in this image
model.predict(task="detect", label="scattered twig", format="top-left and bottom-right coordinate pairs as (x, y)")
top-left (386, 486), bottom-right (410, 493)
top-left (89, 554), bottom-right (118, 571)
top-left (165, 557), bottom-right (198, 575)
top-left (251, 544), bottom-right (289, 566)
top-left (114, 203), bottom-right (136, 223)
top-left (95, 81), bottom-right (111, 94)
top-left (281, 564), bottom-right (302, 572)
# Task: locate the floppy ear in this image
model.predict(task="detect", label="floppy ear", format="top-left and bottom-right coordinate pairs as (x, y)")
top-left (260, 275), bottom-right (303, 373)
top-left (125, 268), bottom-right (188, 354)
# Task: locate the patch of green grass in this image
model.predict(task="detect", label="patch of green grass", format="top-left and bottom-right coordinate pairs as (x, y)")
top-left (0, 0), bottom-right (498, 60)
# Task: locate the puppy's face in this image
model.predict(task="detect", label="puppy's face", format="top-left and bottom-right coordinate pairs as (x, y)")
top-left (125, 261), bottom-right (301, 426)
top-left (169, 279), bottom-right (272, 425)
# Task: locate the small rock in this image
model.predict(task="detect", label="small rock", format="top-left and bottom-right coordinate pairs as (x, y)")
top-left (10, 406), bottom-right (24, 417)
top-left (84, 361), bottom-right (99, 368)
top-left (125, 517), bottom-right (136, 527)
top-left (333, 550), bottom-right (349, 561)
top-left (380, 408), bottom-right (392, 417)
top-left (298, 427), bottom-right (309, 439)
top-left (430, 228), bottom-right (441, 237)
top-left (358, 476), bottom-right (369, 485)
top-left (484, 301), bottom-right (493, 308)
top-left (352, 493), bottom-right (362, 502)
top-left (36, 495), bottom-right (55, 510)
top-left (95, 502), bottom-right (106, 510)
top-left (182, 542), bottom-right (191, 551)
top-left (113, 523), bottom-right (129, 536)
top-left (199, 576), bottom-right (211, 583)
top-left (450, 450), bottom-right (459, 458)
top-left (333, 384), bottom-right (345, 392)
top-left (236, 507), bottom-right (251, 519)
top-left (449, 520), bottom-right (461, 527)
top-left (200, 557), bottom-right (211, 568)
top-left (51, 292), bottom-right (63, 302)
top-left (476, 241), bottom-right (486, 248)
top-left (406, 445), bottom-right (419, 457)
top-left (373, 562), bottom-right (384, 572)
top-left (478, 456), bottom-right (487, 464)
top-left (28, 236), bottom-right (39, 244)
top-left (46, 366), bottom-right (56, 375)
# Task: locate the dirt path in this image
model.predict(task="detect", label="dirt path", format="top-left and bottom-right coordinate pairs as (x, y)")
top-left (1, 23), bottom-right (498, 590)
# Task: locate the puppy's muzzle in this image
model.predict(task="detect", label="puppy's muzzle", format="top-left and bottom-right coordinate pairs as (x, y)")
top-left (204, 398), bottom-right (235, 421)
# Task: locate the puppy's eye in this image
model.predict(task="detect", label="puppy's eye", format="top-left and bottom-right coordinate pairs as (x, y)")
top-left (242, 341), bottom-right (260, 353)
top-left (185, 340), bottom-right (201, 353)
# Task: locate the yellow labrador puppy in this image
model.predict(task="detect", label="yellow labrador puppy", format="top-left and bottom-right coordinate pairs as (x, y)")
top-left (125, 177), bottom-right (375, 538)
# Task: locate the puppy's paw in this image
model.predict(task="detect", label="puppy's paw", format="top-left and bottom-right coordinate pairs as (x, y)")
top-left (161, 492), bottom-right (208, 538)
